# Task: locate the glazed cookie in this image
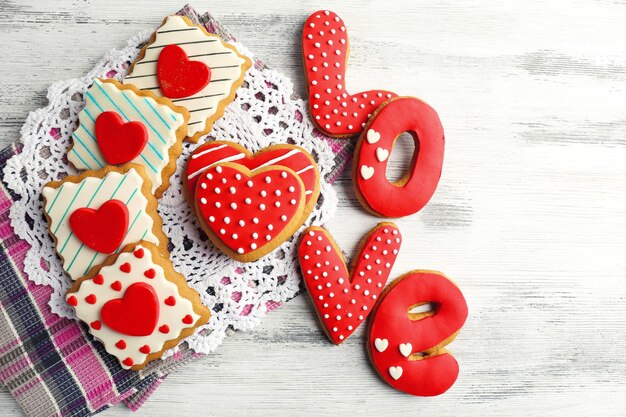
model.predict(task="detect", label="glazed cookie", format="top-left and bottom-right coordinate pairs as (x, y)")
top-left (298, 223), bottom-right (401, 344)
top-left (124, 15), bottom-right (252, 143)
top-left (194, 163), bottom-right (307, 262)
top-left (353, 97), bottom-right (445, 218)
top-left (185, 141), bottom-right (320, 221)
top-left (302, 10), bottom-right (397, 137)
top-left (42, 164), bottom-right (168, 280)
top-left (66, 241), bottom-right (210, 370)
top-left (68, 78), bottom-right (189, 198)
top-left (367, 270), bottom-right (468, 396)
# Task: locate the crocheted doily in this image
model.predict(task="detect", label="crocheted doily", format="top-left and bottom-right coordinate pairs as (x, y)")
top-left (2, 31), bottom-right (338, 355)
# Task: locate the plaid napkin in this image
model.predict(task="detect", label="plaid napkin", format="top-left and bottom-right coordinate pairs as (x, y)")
top-left (0, 4), bottom-right (353, 416)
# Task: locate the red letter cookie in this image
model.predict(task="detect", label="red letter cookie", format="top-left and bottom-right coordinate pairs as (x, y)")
top-left (367, 270), bottom-right (468, 396)
top-left (302, 10), bottom-right (397, 138)
top-left (194, 163), bottom-right (307, 262)
top-left (299, 223), bottom-right (401, 344)
top-left (353, 97), bottom-right (445, 218)
top-left (66, 242), bottom-right (210, 370)
top-left (185, 141), bottom-right (320, 221)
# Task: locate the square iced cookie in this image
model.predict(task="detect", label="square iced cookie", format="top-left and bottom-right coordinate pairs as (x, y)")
top-left (68, 78), bottom-right (189, 198)
top-left (66, 241), bottom-right (211, 370)
top-left (124, 15), bottom-right (252, 143)
top-left (42, 164), bottom-right (168, 280)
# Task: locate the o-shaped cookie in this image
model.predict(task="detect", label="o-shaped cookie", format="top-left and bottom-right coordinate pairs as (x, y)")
top-left (353, 97), bottom-right (445, 218)
top-left (367, 270), bottom-right (468, 396)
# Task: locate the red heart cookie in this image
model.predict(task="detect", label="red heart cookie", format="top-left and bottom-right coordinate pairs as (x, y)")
top-left (69, 199), bottom-right (129, 254)
top-left (302, 10), bottom-right (397, 137)
top-left (298, 223), bottom-right (402, 344)
top-left (195, 163), bottom-right (306, 262)
top-left (95, 111), bottom-right (148, 165)
top-left (185, 141), bottom-right (319, 218)
top-left (157, 44), bottom-right (211, 99)
top-left (100, 282), bottom-right (160, 337)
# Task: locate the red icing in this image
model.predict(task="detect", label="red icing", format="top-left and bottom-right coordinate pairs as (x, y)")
top-left (302, 10), bottom-right (397, 137)
top-left (164, 296), bottom-right (176, 306)
top-left (368, 271), bottom-right (468, 396)
top-left (299, 224), bottom-right (401, 344)
top-left (120, 263), bottom-right (131, 273)
top-left (115, 340), bottom-right (126, 350)
top-left (100, 282), bottom-right (160, 337)
top-left (139, 345), bottom-right (151, 354)
top-left (110, 281), bottom-right (122, 291)
top-left (90, 320), bottom-right (101, 330)
top-left (122, 358), bottom-right (134, 367)
top-left (157, 44), bottom-right (211, 99)
top-left (158, 325), bottom-right (170, 334)
top-left (93, 274), bottom-right (104, 285)
top-left (186, 142), bottom-right (318, 215)
top-left (194, 164), bottom-right (305, 259)
top-left (182, 315), bottom-right (193, 324)
top-left (355, 97), bottom-right (445, 218)
top-left (134, 248), bottom-right (144, 259)
top-left (85, 294), bottom-right (97, 304)
top-left (69, 200), bottom-right (129, 254)
top-left (95, 111), bottom-right (148, 165)
top-left (144, 269), bottom-right (156, 279)
top-left (67, 296), bottom-right (77, 306)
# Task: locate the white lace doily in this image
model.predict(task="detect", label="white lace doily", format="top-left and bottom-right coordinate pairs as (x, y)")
top-left (2, 31), bottom-right (338, 355)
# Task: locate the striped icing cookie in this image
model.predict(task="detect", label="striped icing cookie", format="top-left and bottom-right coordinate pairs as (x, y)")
top-left (42, 165), bottom-right (168, 280)
top-left (68, 79), bottom-right (189, 198)
top-left (124, 15), bottom-right (252, 143)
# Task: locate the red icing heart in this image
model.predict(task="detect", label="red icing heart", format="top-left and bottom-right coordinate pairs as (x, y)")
top-left (95, 111), bottom-right (148, 165)
top-left (298, 223), bottom-right (402, 344)
top-left (69, 200), bottom-right (129, 254)
top-left (100, 282), bottom-right (159, 337)
top-left (185, 142), bottom-right (319, 217)
top-left (194, 164), bottom-right (306, 261)
top-left (139, 345), bottom-right (151, 354)
top-left (67, 296), bottom-right (78, 306)
top-left (302, 11), bottom-right (397, 137)
top-left (157, 44), bottom-right (211, 99)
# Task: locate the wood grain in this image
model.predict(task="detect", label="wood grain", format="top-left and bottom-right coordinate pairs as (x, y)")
top-left (1, 0), bottom-right (626, 415)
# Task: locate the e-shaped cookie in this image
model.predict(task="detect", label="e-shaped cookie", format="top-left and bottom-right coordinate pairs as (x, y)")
top-left (298, 223), bottom-right (401, 344)
top-left (124, 15), bottom-right (252, 143)
top-left (66, 241), bottom-right (211, 370)
top-left (42, 164), bottom-right (168, 280)
top-left (68, 78), bottom-right (189, 198)
top-left (302, 10), bottom-right (397, 137)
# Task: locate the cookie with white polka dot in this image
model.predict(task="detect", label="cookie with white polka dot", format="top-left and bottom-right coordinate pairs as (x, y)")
top-left (302, 10), bottom-right (398, 138)
top-left (298, 223), bottom-right (402, 344)
top-left (194, 162), bottom-right (307, 262)
top-left (66, 241), bottom-right (211, 370)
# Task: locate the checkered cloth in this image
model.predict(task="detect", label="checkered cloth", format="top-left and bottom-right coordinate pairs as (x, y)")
top-left (0, 5), bottom-right (353, 416)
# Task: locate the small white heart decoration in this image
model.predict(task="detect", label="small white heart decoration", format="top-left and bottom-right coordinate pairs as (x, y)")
top-left (374, 338), bottom-right (389, 352)
top-left (360, 165), bottom-right (374, 180)
top-left (389, 366), bottom-right (403, 380)
top-left (376, 147), bottom-right (389, 162)
top-left (367, 129), bottom-right (381, 144)
top-left (399, 343), bottom-right (412, 357)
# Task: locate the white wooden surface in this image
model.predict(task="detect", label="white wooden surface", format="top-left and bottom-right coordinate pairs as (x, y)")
top-left (2, 1), bottom-right (626, 415)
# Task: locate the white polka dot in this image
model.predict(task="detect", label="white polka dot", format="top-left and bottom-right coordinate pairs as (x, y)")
top-left (281, 172), bottom-right (288, 179)
top-left (393, 249), bottom-right (398, 255)
top-left (268, 224), bottom-right (274, 231)
top-left (359, 315), bottom-right (363, 320)
top-left (252, 232), bottom-right (258, 239)
top-left (343, 289), bottom-right (348, 293)
top-left (351, 299), bottom-right (356, 304)
top-left (325, 282), bottom-right (331, 288)
top-left (224, 217), bottom-right (230, 224)
top-left (253, 218), bottom-right (259, 224)
top-left (318, 295), bottom-right (323, 300)
top-left (309, 22), bottom-right (315, 27)
top-left (245, 198), bottom-right (252, 204)
top-left (266, 235), bottom-right (272, 241)
top-left (336, 315), bottom-right (341, 320)
top-left (362, 306), bottom-right (368, 311)
top-left (329, 292), bottom-right (334, 298)
top-left (260, 204), bottom-right (266, 211)
top-left (378, 283), bottom-right (382, 288)
top-left (232, 233), bottom-right (238, 239)
top-left (324, 314), bottom-right (329, 319)
top-left (281, 215), bottom-right (287, 221)
top-left (334, 266), bottom-right (339, 271)
top-left (251, 243), bottom-right (257, 250)
top-left (215, 202), bottom-right (221, 208)
top-left (231, 202), bottom-right (237, 209)
top-left (316, 250), bottom-right (321, 255)
top-left (290, 199), bottom-right (297, 205)
top-left (288, 186), bottom-right (295, 192)
top-left (307, 34), bottom-right (313, 39)
top-left (385, 263), bottom-right (391, 268)
top-left (206, 173), bottom-right (213, 180)
top-left (200, 197), bottom-right (207, 204)
top-left (314, 42), bottom-right (320, 47)
top-left (260, 190), bottom-right (267, 197)
top-left (239, 220), bottom-right (245, 226)
top-left (235, 174), bottom-right (241, 180)
top-left (348, 125), bottom-right (353, 129)
top-left (200, 183), bottom-right (207, 189)
top-left (338, 278), bottom-right (344, 284)
top-left (355, 285), bottom-right (360, 290)
top-left (322, 272), bottom-right (328, 277)
top-left (214, 187), bottom-right (221, 194)
top-left (275, 201), bottom-right (281, 208)
top-left (216, 166), bottom-right (222, 173)
top-left (229, 186), bottom-right (236, 194)
top-left (333, 327), bottom-right (338, 332)
top-left (376, 237), bottom-right (382, 242)
top-left (364, 290), bottom-right (370, 296)
top-left (312, 66), bottom-right (318, 72)
top-left (247, 180), bottom-right (253, 187)
top-left (237, 248), bottom-right (244, 254)
top-left (208, 216), bottom-right (215, 222)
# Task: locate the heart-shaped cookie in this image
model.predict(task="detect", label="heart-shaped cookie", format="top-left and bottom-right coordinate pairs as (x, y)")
top-left (298, 223), bottom-right (402, 344)
top-left (302, 10), bottom-right (397, 137)
top-left (194, 163), bottom-right (307, 262)
top-left (100, 282), bottom-right (160, 336)
top-left (185, 141), bottom-right (319, 220)
top-left (157, 44), bottom-right (211, 99)
top-left (69, 199), bottom-right (129, 254)
top-left (95, 111), bottom-right (148, 165)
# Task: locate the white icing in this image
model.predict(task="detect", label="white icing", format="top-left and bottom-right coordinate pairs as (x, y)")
top-left (374, 337), bottom-right (388, 352)
top-left (68, 79), bottom-right (186, 192)
top-left (389, 366), bottom-right (403, 380)
top-left (360, 165), bottom-right (374, 180)
top-left (399, 342), bottom-right (412, 358)
top-left (376, 147), bottom-right (389, 162)
top-left (123, 16), bottom-right (248, 138)
top-left (68, 244), bottom-right (200, 369)
top-left (366, 129), bottom-right (380, 144)
top-left (42, 168), bottom-right (160, 280)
